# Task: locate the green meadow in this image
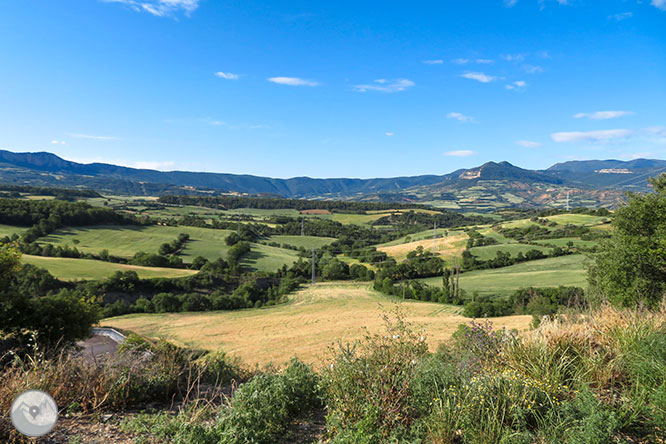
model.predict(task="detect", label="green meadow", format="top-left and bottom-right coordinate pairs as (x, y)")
top-left (418, 254), bottom-right (589, 298)
top-left (22, 255), bottom-right (198, 281)
top-left (468, 243), bottom-right (553, 261)
top-left (267, 235), bottom-right (336, 249)
top-left (0, 224), bottom-right (28, 238)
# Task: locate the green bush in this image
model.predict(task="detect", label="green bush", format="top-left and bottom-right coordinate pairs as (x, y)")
top-left (215, 358), bottom-right (321, 444)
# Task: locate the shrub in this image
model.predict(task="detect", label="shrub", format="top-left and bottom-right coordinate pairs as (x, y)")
top-left (323, 310), bottom-right (429, 443)
top-left (215, 358), bottom-right (321, 443)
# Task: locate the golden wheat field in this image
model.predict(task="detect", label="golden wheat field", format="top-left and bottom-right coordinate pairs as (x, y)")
top-left (377, 233), bottom-right (469, 262)
top-left (103, 282), bottom-right (532, 367)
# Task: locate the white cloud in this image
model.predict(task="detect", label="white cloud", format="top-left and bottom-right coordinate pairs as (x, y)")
top-left (551, 129), bottom-right (632, 143)
top-left (423, 59), bottom-right (444, 65)
top-left (502, 53), bottom-right (525, 62)
top-left (215, 72), bottom-right (240, 80)
top-left (524, 65), bottom-right (544, 74)
top-left (446, 112), bottom-right (475, 122)
top-left (102, 0), bottom-right (199, 17)
top-left (443, 150), bottom-right (476, 157)
top-left (452, 58), bottom-right (470, 65)
top-left (504, 0), bottom-right (518, 7)
top-left (66, 133), bottom-right (120, 141)
top-left (50, 140), bottom-right (66, 145)
top-left (267, 77), bottom-right (319, 86)
top-left (609, 12), bottom-right (633, 21)
top-left (354, 78), bottom-right (415, 93)
top-left (515, 140), bottom-right (542, 148)
top-left (476, 59), bottom-right (494, 64)
top-left (385, 132), bottom-right (394, 136)
top-left (505, 80), bottom-right (527, 90)
top-left (652, 0), bottom-right (666, 11)
top-left (573, 110), bottom-right (634, 120)
top-left (460, 72), bottom-right (497, 83)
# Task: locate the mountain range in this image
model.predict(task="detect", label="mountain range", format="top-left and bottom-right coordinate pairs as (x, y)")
top-left (1, 149), bottom-right (665, 210)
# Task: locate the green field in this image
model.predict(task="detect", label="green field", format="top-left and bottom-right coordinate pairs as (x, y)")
top-left (267, 235), bottom-right (336, 249)
top-left (38, 225), bottom-right (233, 259)
top-left (418, 254), bottom-right (589, 298)
top-left (469, 244), bottom-right (553, 260)
top-left (37, 224), bottom-right (301, 272)
top-left (22, 255), bottom-right (198, 281)
top-left (545, 214), bottom-right (610, 226)
top-left (533, 237), bottom-right (599, 249)
top-left (0, 224), bottom-right (28, 238)
top-left (241, 243), bottom-right (301, 272)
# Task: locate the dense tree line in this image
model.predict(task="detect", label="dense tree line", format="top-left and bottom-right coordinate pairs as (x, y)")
top-left (0, 185), bottom-right (101, 199)
top-left (371, 211), bottom-right (494, 229)
top-left (463, 286), bottom-right (586, 318)
top-left (158, 195), bottom-right (438, 212)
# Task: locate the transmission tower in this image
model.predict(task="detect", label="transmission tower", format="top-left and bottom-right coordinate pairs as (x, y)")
top-left (433, 222), bottom-right (438, 252)
top-left (301, 218), bottom-right (305, 236)
top-left (566, 191), bottom-right (570, 211)
top-left (311, 248), bottom-right (316, 285)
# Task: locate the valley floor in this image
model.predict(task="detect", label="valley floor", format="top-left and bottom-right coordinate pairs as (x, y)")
top-left (103, 282), bottom-right (532, 367)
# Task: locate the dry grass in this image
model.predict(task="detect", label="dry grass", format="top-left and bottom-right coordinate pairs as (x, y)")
top-left (377, 233), bottom-right (468, 262)
top-left (104, 282), bottom-right (532, 368)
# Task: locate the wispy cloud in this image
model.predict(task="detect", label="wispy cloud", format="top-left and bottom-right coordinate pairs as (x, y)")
top-left (460, 72), bottom-right (497, 83)
top-left (385, 132), bottom-right (394, 136)
top-left (354, 78), bottom-right (415, 93)
top-left (102, 0), bottom-right (199, 17)
top-left (515, 140), bottom-right (542, 148)
top-left (505, 80), bottom-right (527, 90)
top-left (501, 53), bottom-right (525, 62)
top-left (267, 77), bottom-right (319, 86)
top-left (443, 150), bottom-right (476, 157)
top-left (524, 65), bottom-right (544, 74)
top-left (66, 133), bottom-right (120, 141)
top-left (446, 112), bottom-right (475, 123)
top-left (50, 140), bottom-right (66, 145)
top-left (551, 129), bottom-right (632, 143)
top-left (609, 12), bottom-right (633, 21)
top-left (215, 71), bottom-right (240, 80)
top-left (423, 59), bottom-right (444, 65)
top-left (652, 0), bottom-right (666, 11)
top-left (573, 110), bottom-right (634, 120)
top-left (453, 58), bottom-right (493, 65)
top-left (504, 0), bottom-right (518, 7)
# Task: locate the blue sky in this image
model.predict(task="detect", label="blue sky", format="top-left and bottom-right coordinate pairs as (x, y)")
top-left (0, 0), bottom-right (664, 178)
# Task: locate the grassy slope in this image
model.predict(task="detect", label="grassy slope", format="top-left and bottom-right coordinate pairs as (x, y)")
top-left (469, 244), bottom-right (553, 260)
top-left (36, 225), bottom-right (300, 272)
top-left (418, 254), bottom-right (589, 297)
top-left (22, 255), bottom-right (198, 280)
top-left (103, 282), bottom-right (531, 367)
top-left (0, 224), bottom-right (28, 238)
top-left (378, 233), bottom-right (469, 262)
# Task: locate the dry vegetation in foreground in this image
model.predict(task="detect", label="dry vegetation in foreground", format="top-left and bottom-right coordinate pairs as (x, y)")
top-left (103, 282), bottom-right (532, 367)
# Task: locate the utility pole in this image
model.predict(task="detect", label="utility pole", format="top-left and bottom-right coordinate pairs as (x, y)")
top-left (237, 215), bottom-right (241, 234)
top-left (433, 222), bottom-right (438, 252)
top-left (311, 248), bottom-right (316, 285)
top-left (301, 218), bottom-right (305, 236)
